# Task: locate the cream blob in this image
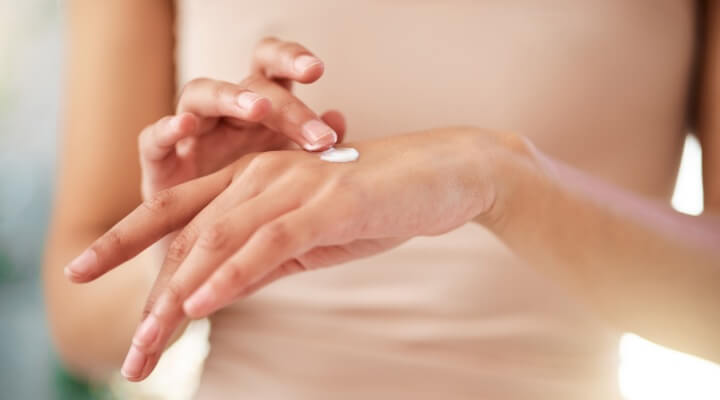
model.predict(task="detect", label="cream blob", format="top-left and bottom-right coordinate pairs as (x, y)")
top-left (319, 146), bottom-right (360, 163)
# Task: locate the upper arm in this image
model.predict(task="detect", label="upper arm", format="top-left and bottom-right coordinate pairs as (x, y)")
top-left (43, 0), bottom-right (176, 373)
top-left (697, 0), bottom-right (720, 213)
top-left (53, 0), bottom-right (176, 233)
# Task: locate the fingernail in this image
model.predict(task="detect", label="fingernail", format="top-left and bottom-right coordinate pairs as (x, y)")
top-left (294, 55), bottom-right (323, 74)
top-left (65, 249), bottom-right (97, 280)
top-left (121, 346), bottom-right (146, 380)
top-left (236, 91), bottom-right (263, 110)
top-left (301, 120), bottom-right (337, 151)
top-left (184, 285), bottom-right (215, 316)
top-left (132, 315), bottom-right (159, 348)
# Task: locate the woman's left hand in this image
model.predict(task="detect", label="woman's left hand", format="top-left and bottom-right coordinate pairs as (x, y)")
top-left (65, 127), bottom-right (537, 380)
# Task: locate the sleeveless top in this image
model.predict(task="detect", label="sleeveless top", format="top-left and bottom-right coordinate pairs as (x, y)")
top-left (173, 1), bottom-right (695, 398)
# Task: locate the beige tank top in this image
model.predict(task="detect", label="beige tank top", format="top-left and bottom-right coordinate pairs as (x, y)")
top-left (174, 1), bottom-right (694, 398)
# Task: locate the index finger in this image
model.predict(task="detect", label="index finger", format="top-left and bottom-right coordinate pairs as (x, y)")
top-left (63, 167), bottom-right (234, 283)
top-left (252, 37), bottom-right (324, 84)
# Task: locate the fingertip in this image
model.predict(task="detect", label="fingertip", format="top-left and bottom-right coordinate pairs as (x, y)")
top-left (293, 55), bottom-right (324, 83)
top-left (301, 119), bottom-right (338, 152)
top-left (157, 114), bottom-right (196, 146)
top-left (237, 92), bottom-right (271, 122)
top-left (183, 285), bottom-right (215, 318)
top-left (121, 346), bottom-right (147, 381)
top-left (138, 352), bottom-right (161, 381)
top-left (64, 249), bottom-right (98, 283)
top-left (245, 96), bottom-right (272, 122)
top-left (175, 112), bottom-right (200, 133)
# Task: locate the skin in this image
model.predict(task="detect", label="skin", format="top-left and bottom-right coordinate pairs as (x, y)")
top-left (45, 0), bottom-right (344, 378)
top-left (47, 0), bottom-right (720, 384)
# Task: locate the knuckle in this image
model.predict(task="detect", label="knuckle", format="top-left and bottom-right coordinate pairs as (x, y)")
top-left (281, 41), bottom-right (302, 53)
top-left (197, 223), bottom-right (230, 251)
top-left (165, 226), bottom-right (197, 264)
top-left (138, 124), bottom-right (153, 148)
top-left (259, 221), bottom-right (293, 249)
top-left (243, 152), bottom-right (284, 178)
top-left (281, 259), bottom-right (309, 275)
top-left (184, 77), bottom-right (210, 91)
top-left (279, 41), bottom-right (300, 61)
top-left (95, 229), bottom-right (124, 256)
top-left (224, 264), bottom-right (249, 288)
top-left (179, 77), bottom-right (210, 99)
top-left (141, 304), bottom-right (153, 321)
top-left (139, 117), bottom-right (172, 149)
top-left (164, 280), bottom-right (185, 307)
top-left (238, 73), bottom-right (266, 91)
top-left (256, 36), bottom-right (280, 49)
top-left (142, 189), bottom-right (176, 214)
top-left (212, 81), bottom-right (236, 103)
top-left (277, 99), bottom-right (299, 118)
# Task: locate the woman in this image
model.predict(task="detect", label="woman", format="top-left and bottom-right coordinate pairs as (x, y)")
top-left (45, 1), bottom-right (720, 399)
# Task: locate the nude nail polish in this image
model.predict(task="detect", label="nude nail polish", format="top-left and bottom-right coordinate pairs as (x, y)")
top-left (294, 55), bottom-right (323, 74)
top-left (184, 285), bottom-right (215, 316)
top-left (65, 249), bottom-right (97, 279)
top-left (132, 315), bottom-right (159, 348)
top-left (301, 120), bottom-right (337, 151)
top-left (236, 92), bottom-right (263, 110)
top-left (121, 346), bottom-right (146, 379)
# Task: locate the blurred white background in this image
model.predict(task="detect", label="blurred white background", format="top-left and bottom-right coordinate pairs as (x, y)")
top-left (1, 1), bottom-right (719, 399)
top-left (618, 135), bottom-right (720, 400)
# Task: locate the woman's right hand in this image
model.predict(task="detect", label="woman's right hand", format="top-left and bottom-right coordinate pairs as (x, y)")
top-left (139, 38), bottom-right (347, 199)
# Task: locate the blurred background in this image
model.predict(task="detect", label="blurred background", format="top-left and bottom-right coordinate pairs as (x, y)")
top-left (1, 1), bottom-right (719, 399)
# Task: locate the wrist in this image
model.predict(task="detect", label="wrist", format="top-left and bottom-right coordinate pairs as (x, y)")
top-left (470, 129), bottom-right (556, 235)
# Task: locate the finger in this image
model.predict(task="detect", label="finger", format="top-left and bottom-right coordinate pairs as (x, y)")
top-left (63, 167), bottom-right (235, 283)
top-left (222, 238), bottom-right (407, 300)
top-left (176, 78), bottom-right (272, 124)
top-left (141, 151), bottom-right (297, 309)
top-left (123, 244), bottom-right (374, 381)
top-left (160, 180), bottom-right (302, 307)
top-left (122, 174), bottom-right (255, 381)
top-left (126, 179), bottom-right (271, 358)
top-left (129, 189), bottom-right (302, 379)
top-left (183, 204), bottom-right (334, 318)
top-left (241, 75), bottom-right (338, 151)
top-left (126, 158), bottom-right (299, 380)
top-left (140, 151), bottom-right (299, 315)
top-left (138, 113), bottom-right (200, 163)
top-left (121, 284), bottom-right (183, 381)
top-left (320, 110), bottom-right (346, 144)
top-left (252, 37), bottom-right (324, 84)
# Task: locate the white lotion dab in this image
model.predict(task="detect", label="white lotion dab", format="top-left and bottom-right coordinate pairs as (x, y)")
top-left (319, 146), bottom-right (359, 163)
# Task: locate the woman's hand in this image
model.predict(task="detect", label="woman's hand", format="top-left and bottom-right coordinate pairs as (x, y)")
top-left (65, 127), bottom-right (537, 381)
top-left (139, 37), bottom-right (346, 199)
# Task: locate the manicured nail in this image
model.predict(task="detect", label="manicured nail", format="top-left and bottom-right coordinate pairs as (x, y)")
top-left (293, 55), bottom-right (323, 74)
top-left (184, 285), bottom-right (215, 317)
top-left (64, 249), bottom-right (97, 280)
top-left (236, 91), bottom-right (263, 110)
top-left (301, 120), bottom-right (337, 151)
top-left (121, 346), bottom-right (146, 380)
top-left (132, 315), bottom-right (159, 348)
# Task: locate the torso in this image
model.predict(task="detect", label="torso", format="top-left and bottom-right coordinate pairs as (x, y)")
top-left (175, 1), bottom-right (695, 398)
